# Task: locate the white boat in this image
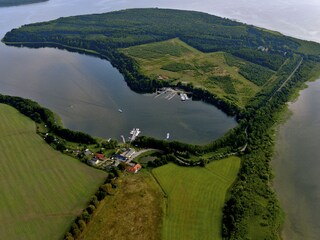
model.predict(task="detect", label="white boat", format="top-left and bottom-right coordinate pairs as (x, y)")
top-left (166, 133), bottom-right (170, 139)
top-left (118, 109), bottom-right (123, 113)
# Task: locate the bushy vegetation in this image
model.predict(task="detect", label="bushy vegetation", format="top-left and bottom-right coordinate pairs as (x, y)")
top-left (121, 38), bottom-right (260, 108)
top-left (79, 171), bottom-right (164, 240)
top-left (225, 53), bottom-right (274, 86)
top-left (161, 62), bottom-right (194, 72)
top-left (64, 169), bottom-right (119, 240)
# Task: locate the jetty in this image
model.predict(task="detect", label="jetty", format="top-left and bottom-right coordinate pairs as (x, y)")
top-left (129, 128), bottom-right (141, 142)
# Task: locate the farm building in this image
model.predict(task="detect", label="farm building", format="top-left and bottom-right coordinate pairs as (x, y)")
top-left (113, 154), bottom-right (127, 162)
top-left (95, 153), bottom-right (105, 160)
top-left (127, 164), bottom-right (142, 174)
top-left (89, 158), bottom-right (100, 166)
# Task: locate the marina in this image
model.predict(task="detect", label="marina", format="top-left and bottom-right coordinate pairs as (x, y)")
top-left (155, 88), bottom-right (190, 101)
top-left (180, 93), bottom-right (189, 101)
top-left (129, 128), bottom-right (141, 142)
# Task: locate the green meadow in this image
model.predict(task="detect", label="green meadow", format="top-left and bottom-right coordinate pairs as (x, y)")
top-left (121, 38), bottom-right (265, 108)
top-left (152, 156), bottom-right (240, 240)
top-left (0, 104), bottom-right (107, 240)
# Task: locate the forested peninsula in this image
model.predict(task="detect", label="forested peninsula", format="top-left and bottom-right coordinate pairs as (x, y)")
top-left (0, 0), bottom-right (48, 7)
top-left (3, 8), bottom-right (320, 239)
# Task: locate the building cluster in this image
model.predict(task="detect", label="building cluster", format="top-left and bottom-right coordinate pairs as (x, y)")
top-left (86, 148), bottom-right (142, 174)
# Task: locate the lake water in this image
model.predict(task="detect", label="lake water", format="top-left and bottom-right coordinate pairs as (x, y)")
top-left (272, 81), bottom-right (320, 240)
top-left (0, 1), bottom-right (240, 144)
top-left (1, 0), bottom-right (320, 238)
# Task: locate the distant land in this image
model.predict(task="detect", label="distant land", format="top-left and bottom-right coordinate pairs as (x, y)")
top-left (0, 0), bottom-right (48, 7)
top-left (2, 8), bottom-right (320, 240)
top-left (4, 8), bottom-right (320, 114)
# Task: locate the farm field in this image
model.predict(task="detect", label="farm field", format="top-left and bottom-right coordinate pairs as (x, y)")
top-left (121, 38), bottom-right (264, 108)
top-left (79, 171), bottom-right (164, 240)
top-left (0, 104), bottom-right (107, 240)
top-left (152, 157), bottom-right (241, 240)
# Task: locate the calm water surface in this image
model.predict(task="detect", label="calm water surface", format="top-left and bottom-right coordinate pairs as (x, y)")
top-left (0, 1), bottom-right (241, 144)
top-left (273, 81), bottom-right (320, 240)
top-left (1, 0), bottom-right (320, 238)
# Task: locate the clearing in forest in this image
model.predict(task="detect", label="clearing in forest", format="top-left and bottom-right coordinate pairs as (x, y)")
top-left (121, 38), bottom-right (272, 108)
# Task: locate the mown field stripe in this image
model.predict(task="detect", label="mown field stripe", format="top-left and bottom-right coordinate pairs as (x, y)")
top-left (152, 157), bottom-right (240, 240)
top-left (0, 104), bottom-right (107, 240)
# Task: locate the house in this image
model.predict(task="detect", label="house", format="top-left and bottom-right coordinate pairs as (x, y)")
top-left (113, 154), bottom-right (127, 162)
top-left (127, 164), bottom-right (142, 174)
top-left (84, 149), bottom-right (92, 156)
top-left (125, 148), bottom-right (135, 159)
top-left (89, 158), bottom-right (100, 166)
top-left (95, 153), bottom-right (105, 160)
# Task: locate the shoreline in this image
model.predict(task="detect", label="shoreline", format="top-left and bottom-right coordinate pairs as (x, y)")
top-left (272, 77), bottom-right (320, 240)
top-left (0, 0), bottom-right (48, 8)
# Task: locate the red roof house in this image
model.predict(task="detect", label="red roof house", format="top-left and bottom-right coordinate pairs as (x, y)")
top-left (95, 153), bottom-right (105, 160)
top-left (127, 164), bottom-right (142, 173)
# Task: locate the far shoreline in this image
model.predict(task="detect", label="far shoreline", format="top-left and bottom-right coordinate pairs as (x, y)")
top-left (0, 0), bottom-right (48, 8)
top-left (272, 75), bottom-right (320, 240)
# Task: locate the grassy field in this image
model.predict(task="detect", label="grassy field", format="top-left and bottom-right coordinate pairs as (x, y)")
top-left (0, 104), bottom-right (107, 240)
top-left (79, 171), bottom-right (164, 240)
top-left (121, 38), bottom-right (261, 108)
top-left (152, 156), bottom-right (241, 240)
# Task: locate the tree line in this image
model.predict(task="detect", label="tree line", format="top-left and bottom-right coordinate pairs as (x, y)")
top-left (222, 59), bottom-right (319, 239)
top-left (0, 94), bottom-right (96, 144)
top-left (64, 168), bottom-right (120, 240)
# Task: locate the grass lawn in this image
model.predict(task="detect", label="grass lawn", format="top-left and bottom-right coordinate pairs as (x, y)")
top-left (121, 38), bottom-right (260, 108)
top-left (79, 170), bottom-right (164, 240)
top-left (0, 104), bottom-right (107, 240)
top-left (152, 157), bottom-right (241, 240)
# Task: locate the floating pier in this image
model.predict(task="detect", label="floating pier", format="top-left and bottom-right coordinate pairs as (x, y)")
top-left (129, 128), bottom-right (141, 142)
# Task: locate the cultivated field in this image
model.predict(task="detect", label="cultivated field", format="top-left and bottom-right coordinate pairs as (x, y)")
top-left (79, 171), bottom-right (164, 240)
top-left (0, 104), bottom-right (107, 240)
top-left (152, 157), bottom-right (241, 240)
top-left (121, 38), bottom-right (261, 108)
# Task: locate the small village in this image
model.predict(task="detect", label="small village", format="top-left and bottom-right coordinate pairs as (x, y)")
top-left (69, 128), bottom-right (146, 174)
top-left (86, 147), bottom-right (142, 173)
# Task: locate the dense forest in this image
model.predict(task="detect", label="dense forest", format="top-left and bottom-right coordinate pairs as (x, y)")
top-left (3, 8), bottom-right (320, 240)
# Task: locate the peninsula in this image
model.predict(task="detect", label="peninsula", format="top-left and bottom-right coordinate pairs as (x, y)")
top-left (3, 8), bottom-right (320, 240)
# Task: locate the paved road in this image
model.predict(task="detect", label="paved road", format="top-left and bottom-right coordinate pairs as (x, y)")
top-left (269, 57), bottom-right (303, 101)
top-left (126, 149), bottom-right (159, 163)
